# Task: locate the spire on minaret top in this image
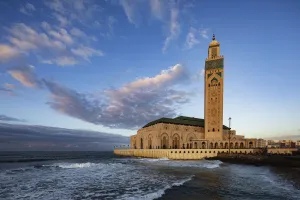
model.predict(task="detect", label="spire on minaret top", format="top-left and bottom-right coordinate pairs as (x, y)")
top-left (212, 34), bottom-right (215, 41)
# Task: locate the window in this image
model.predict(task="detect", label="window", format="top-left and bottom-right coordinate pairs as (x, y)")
top-left (208, 84), bottom-right (210, 87)
top-left (208, 130), bottom-right (210, 132)
top-left (192, 151), bottom-right (194, 153)
top-left (212, 128), bottom-right (215, 132)
top-left (171, 151), bottom-right (173, 153)
top-left (218, 82), bottom-right (220, 86)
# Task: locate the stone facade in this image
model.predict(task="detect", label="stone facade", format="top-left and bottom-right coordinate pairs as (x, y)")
top-left (130, 121), bottom-right (261, 150)
top-left (129, 35), bottom-right (263, 151)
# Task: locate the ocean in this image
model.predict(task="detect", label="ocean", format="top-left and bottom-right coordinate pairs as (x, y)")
top-left (0, 151), bottom-right (299, 200)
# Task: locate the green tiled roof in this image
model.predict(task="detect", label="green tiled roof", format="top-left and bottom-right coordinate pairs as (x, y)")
top-left (142, 116), bottom-right (230, 130)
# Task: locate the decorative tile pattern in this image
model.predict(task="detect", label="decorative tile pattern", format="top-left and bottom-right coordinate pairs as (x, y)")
top-left (205, 58), bottom-right (224, 70)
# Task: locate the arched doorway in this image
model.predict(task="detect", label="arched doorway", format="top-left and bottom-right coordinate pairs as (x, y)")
top-left (230, 142), bottom-right (234, 149)
top-left (220, 142), bottom-right (223, 149)
top-left (148, 137), bottom-right (152, 149)
top-left (187, 143), bottom-right (190, 149)
top-left (202, 142), bottom-right (206, 149)
top-left (173, 137), bottom-right (179, 149)
top-left (210, 142), bottom-right (213, 149)
top-left (214, 142), bottom-right (218, 149)
top-left (235, 142), bottom-right (239, 149)
top-left (162, 136), bottom-right (168, 149)
top-left (194, 142), bottom-right (198, 149)
top-left (225, 142), bottom-right (228, 149)
top-left (249, 141), bottom-right (253, 148)
top-left (140, 138), bottom-right (143, 149)
top-left (240, 142), bottom-right (244, 148)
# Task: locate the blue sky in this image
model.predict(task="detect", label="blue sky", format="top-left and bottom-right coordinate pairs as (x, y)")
top-left (0, 0), bottom-right (300, 139)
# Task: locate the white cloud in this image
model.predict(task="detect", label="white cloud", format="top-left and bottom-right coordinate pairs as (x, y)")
top-left (42, 56), bottom-right (78, 66)
top-left (3, 22), bottom-right (103, 66)
top-left (52, 13), bottom-right (69, 26)
top-left (20, 3), bottom-right (36, 15)
top-left (185, 27), bottom-right (200, 49)
top-left (71, 46), bottom-right (103, 61)
top-left (184, 27), bottom-right (210, 49)
top-left (119, 0), bottom-right (138, 25)
top-left (8, 23), bottom-right (66, 52)
top-left (200, 29), bottom-right (208, 39)
top-left (162, 7), bottom-right (180, 53)
top-left (70, 28), bottom-right (86, 38)
top-left (0, 44), bottom-right (19, 62)
top-left (48, 28), bottom-right (73, 45)
top-left (41, 21), bottom-right (51, 31)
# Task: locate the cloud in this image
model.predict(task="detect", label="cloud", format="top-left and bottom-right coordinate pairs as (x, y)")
top-left (119, 0), bottom-right (139, 25)
top-left (184, 27), bottom-right (209, 49)
top-left (71, 46), bottom-right (104, 61)
top-left (200, 29), bottom-right (209, 39)
top-left (8, 23), bottom-right (66, 52)
top-left (162, 6), bottom-right (180, 53)
top-left (0, 115), bottom-right (25, 122)
top-left (20, 3), bottom-right (36, 15)
top-left (0, 44), bottom-right (19, 62)
top-left (42, 64), bottom-right (192, 129)
top-left (3, 23), bottom-right (103, 66)
top-left (45, 0), bottom-right (102, 26)
top-left (8, 65), bottom-right (43, 88)
top-left (48, 28), bottom-right (73, 45)
top-left (0, 123), bottom-right (129, 151)
top-left (149, 0), bottom-right (166, 21)
top-left (42, 56), bottom-right (78, 66)
top-left (184, 27), bottom-right (200, 49)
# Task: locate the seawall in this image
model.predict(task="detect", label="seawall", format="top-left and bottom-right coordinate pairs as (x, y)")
top-left (114, 148), bottom-right (297, 160)
top-left (114, 149), bottom-right (258, 160)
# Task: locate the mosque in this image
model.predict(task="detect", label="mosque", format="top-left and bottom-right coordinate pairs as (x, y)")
top-left (129, 35), bottom-right (260, 150)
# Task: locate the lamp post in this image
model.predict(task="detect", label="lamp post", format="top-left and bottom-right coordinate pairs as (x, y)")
top-left (228, 117), bottom-right (232, 154)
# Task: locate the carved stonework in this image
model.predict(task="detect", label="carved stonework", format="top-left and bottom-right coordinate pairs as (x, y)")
top-left (205, 58), bottom-right (224, 70)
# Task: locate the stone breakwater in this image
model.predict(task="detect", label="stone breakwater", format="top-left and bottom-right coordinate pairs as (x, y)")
top-left (206, 154), bottom-right (300, 168)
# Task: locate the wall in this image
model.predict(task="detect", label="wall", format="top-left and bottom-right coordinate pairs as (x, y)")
top-left (267, 148), bottom-right (297, 154)
top-left (114, 149), bottom-right (259, 160)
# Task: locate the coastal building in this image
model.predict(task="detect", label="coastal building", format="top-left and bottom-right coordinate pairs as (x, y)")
top-left (257, 139), bottom-right (267, 148)
top-left (129, 35), bottom-right (260, 150)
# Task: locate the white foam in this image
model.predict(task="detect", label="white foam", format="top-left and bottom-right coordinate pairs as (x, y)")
top-left (135, 158), bottom-right (222, 169)
top-left (118, 176), bottom-right (193, 200)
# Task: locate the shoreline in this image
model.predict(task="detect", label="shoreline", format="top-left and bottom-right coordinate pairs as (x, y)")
top-left (206, 154), bottom-right (300, 168)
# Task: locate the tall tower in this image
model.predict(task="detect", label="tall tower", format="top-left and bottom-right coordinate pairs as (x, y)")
top-left (204, 34), bottom-right (224, 140)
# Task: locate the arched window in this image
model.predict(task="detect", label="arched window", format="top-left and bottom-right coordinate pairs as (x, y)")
top-left (140, 138), bottom-right (143, 149)
top-left (212, 128), bottom-right (215, 132)
top-left (218, 82), bottom-right (220, 86)
top-left (208, 84), bottom-right (210, 87)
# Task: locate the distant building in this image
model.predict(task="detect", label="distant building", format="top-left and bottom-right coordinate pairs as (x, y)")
top-left (257, 139), bottom-right (267, 148)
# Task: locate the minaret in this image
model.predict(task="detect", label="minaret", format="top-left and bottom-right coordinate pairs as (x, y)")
top-left (204, 34), bottom-right (224, 140)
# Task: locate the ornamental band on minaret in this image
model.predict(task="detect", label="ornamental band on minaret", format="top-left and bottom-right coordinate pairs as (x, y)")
top-left (204, 34), bottom-right (224, 140)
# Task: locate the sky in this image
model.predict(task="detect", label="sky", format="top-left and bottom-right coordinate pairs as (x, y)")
top-left (0, 0), bottom-right (300, 150)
